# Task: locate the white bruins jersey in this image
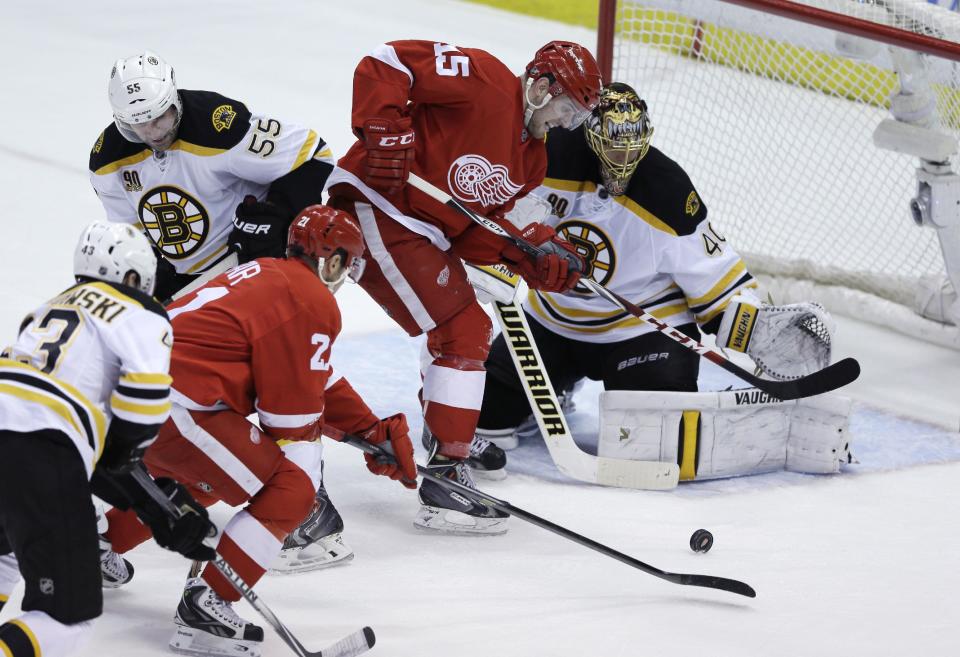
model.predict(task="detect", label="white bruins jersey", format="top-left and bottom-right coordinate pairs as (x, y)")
top-left (0, 281), bottom-right (172, 477)
top-left (89, 89), bottom-right (334, 275)
top-left (523, 129), bottom-right (758, 344)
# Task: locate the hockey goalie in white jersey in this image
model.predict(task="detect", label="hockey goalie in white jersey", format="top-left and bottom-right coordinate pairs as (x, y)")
top-left (469, 83), bottom-right (852, 482)
top-left (0, 222), bottom-right (214, 657)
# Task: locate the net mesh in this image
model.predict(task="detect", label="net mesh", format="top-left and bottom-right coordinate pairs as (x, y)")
top-left (611, 0), bottom-right (960, 308)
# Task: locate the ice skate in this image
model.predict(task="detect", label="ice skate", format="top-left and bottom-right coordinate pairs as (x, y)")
top-left (467, 433), bottom-right (507, 480)
top-left (99, 535), bottom-right (134, 589)
top-left (268, 484), bottom-right (354, 575)
top-left (169, 577), bottom-right (264, 657)
top-left (414, 447), bottom-right (509, 536)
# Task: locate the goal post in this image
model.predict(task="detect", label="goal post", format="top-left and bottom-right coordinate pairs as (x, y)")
top-left (596, 0), bottom-right (960, 349)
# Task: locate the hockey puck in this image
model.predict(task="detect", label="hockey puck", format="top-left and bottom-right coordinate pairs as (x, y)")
top-left (689, 528), bottom-right (713, 553)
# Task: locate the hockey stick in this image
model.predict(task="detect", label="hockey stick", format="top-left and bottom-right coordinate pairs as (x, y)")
top-left (339, 434), bottom-right (755, 599)
top-left (161, 251), bottom-right (239, 306)
top-left (407, 173), bottom-right (860, 400)
top-left (493, 298), bottom-right (679, 490)
top-left (129, 467), bottom-right (376, 657)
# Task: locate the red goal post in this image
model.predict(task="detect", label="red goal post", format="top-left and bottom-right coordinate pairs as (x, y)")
top-left (595, 0), bottom-right (960, 349)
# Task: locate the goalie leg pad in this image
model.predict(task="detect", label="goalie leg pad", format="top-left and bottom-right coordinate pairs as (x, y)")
top-left (599, 389), bottom-right (852, 480)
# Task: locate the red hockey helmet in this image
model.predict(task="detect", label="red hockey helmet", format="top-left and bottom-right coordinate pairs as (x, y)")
top-left (288, 205), bottom-right (366, 288)
top-left (525, 41), bottom-right (603, 113)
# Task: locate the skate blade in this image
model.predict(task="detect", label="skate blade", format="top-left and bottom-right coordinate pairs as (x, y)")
top-left (169, 624), bottom-right (261, 657)
top-left (268, 536), bottom-right (355, 576)
top-left (469, 466), bottom-right (507, 481)
top-left (413, 506), bottom-right (508, 536)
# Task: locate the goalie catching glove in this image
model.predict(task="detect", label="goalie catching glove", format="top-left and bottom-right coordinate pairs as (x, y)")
top-left (716, 294), bottom-right (835, 380)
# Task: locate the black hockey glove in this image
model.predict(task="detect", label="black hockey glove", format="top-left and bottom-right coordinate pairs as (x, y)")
top-left (133, 478), bottom-right (217, 561)
top-left (230, 195), bottom-right (293, 263)
top-left (98, 419), bottom-right (158, 475)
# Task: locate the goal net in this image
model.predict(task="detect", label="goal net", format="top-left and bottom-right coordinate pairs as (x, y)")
top-left (599, 0), bottom-right (960, 348)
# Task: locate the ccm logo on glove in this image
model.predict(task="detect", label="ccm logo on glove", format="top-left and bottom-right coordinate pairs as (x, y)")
top-left (378, 133), bottom-right (415, 147)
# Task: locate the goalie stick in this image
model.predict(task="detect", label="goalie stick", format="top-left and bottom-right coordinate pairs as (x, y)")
top-left (407, 173), bottom-right (860, 401)
top-left (130, 467), bottom-right (376, 657)
top-left (493, 298), bottom-right (679, 490)
top-left (338, 434), bottom-right (755, 599)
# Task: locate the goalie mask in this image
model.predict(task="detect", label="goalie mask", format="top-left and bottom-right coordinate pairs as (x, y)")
top-left (584, 83), bottom-right (653, 196)
top-left (287, 205), bottom-right (366, 293)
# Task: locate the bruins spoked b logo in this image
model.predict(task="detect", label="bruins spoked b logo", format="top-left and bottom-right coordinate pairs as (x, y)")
top-left (138, 186), bottom-right (209, 258)
top-left (555, 220), bottom-right (616, 291)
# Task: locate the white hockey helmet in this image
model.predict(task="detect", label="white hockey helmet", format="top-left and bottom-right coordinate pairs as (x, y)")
top-left (108, 50), bottom-right (182, 143)
top-left (74, 221), bottom-right (157, 295)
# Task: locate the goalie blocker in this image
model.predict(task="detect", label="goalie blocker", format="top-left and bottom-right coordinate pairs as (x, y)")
top-left (599, 388), bottom-right (852, 479)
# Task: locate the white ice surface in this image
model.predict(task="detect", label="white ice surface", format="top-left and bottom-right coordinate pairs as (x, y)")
top-left (1, 1), bottom-right (959, 656)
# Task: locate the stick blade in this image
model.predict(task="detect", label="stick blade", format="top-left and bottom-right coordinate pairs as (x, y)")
top-left (309, 626), bottom-right (376, 657)
top-left (756, 357), bottom-right (861, 401)
top-left (676, 574), bottom-right (757, 598)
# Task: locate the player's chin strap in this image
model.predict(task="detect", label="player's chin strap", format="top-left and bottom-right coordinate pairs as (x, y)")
top-left (523, 77), bottom-right (553, 127)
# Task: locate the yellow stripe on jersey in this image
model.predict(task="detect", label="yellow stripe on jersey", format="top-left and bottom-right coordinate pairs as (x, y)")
top-left (0, 593), bottom-right (8, 603)
top-left (9, 619), bottom-right (40, 657)
top-left (292, 130), bottom-right (319, 170)
top-left (541, 177), bottom-right (597, 194)
top-left (0, 383), bottom-right (85, 438)
top-left (685, 261), bottom-right (747, 307)
top-left (93, 149), bottom-right (152, 176)
top-left (0, 359), bottom-right (106, 440)
top-left (169, 140), bottom-right (229, 157)
top-left (614, 194), bottom-right (678, 237)
top-left (186, 244), bottom-right (229, 274)
top-left (528, 293), bottom-right (689, 334)
top-left (314, 147), bottom-right (334, 162)
top-left (695, 281), bottom-right (759, 324)
top-left (111, 394), bottom-right (172, 417)
top-left (120, 372), bottom-right (173, 386)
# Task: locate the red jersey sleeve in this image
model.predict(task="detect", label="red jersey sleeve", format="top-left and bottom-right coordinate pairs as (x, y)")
top-left (320, 370), bottom-right (378, 436)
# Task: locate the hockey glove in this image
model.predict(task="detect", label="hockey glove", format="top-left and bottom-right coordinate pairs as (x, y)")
top-left (502, 224), bottom-right (585, 293)
top-left (715, 294), bottom-right (835, 381)
top-left (99, 420), bottom-right (159, 475)
top-left (358, 413), bottom-right (418, 489)
top-left (133, 477), bottom-right (216, 561)
top-left (362, 117), bottom-right (415, 194)
top-left (231, 195), bottom-right (293, 263)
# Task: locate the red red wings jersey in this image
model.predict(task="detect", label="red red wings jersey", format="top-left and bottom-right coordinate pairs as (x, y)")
top-left (166, 258), bottom-right (375, 440)
top-left (329, 39), bottom-right (548, 264)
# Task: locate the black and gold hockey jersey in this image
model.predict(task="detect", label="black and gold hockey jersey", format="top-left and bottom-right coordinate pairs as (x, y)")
top-left (0, 281), bottom-right (172, 477)
top-left (89, 90), bottom-right (333, 275)
top-left (524, 127), bottom-right (757, 343)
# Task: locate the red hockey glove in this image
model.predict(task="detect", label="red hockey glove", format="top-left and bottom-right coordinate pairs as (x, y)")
top-left (363, 117), bottom-right (416, 194)
top-left (503, 224), bottom-right (585, 292)
top-left (360, 413), bottom-right (418, 489)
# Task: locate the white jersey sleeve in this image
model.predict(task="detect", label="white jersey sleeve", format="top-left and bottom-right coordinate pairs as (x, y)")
top-left (226, 112), bottom-right (333, 186)
top-left (654, 220), bottom-right (759, 328)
